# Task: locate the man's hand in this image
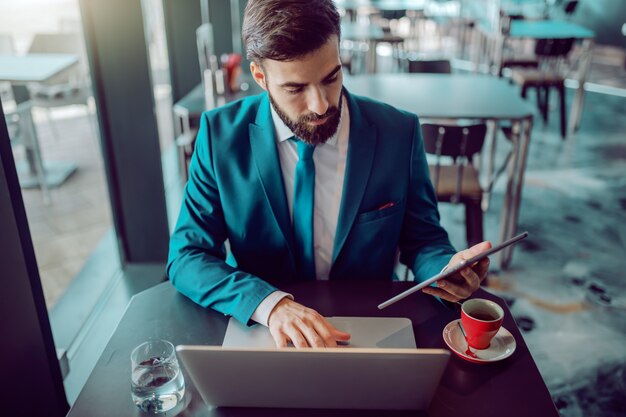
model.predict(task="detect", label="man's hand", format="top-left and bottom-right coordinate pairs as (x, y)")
top-left (422, 241), bottom-right (492, 302)
top-left (267, 298), bottom-right (351, 348)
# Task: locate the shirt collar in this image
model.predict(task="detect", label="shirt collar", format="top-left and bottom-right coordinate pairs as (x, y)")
top-left (270, 94), bottom-right (346, 147)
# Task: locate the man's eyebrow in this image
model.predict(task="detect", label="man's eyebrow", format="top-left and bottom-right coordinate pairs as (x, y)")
top-left (279, 80), bottom-right (307, 88)
top-left (322, 65), bottom-right (342, 81)
top-left (278, 65), bottom-right (342, 88)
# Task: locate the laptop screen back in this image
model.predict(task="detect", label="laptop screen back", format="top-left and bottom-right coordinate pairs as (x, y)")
top-left (176, 346), bottom-right (450, 410)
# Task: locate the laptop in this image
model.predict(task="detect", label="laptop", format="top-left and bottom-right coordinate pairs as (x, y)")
top-left (176, 317), bottom-right (450, 411)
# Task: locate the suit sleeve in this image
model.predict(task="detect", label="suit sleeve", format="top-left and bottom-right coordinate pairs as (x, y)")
top-left (167, 113), bottom-right (277, 325)
top-left (399, 115), bottom-right (457, 282)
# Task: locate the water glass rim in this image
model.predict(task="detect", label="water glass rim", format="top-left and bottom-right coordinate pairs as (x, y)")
top-left (131, 339), bottom-right (176, 366)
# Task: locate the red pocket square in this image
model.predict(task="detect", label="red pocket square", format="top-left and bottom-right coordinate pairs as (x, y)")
top-left (376, 202), bottom-right (395, 211)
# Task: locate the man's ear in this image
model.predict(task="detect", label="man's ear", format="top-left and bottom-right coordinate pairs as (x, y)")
top-left (250, 61), bottom-right (267, 91)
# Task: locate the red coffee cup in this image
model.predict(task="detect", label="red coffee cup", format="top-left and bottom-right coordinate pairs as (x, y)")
top-left (461, 299), bottom-right (504, 349)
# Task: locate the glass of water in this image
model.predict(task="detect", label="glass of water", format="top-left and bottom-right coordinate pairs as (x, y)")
top-left (131, 339), bottom-right (185, 413)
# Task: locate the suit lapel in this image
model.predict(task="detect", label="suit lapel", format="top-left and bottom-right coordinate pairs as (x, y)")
top-left (249, 95), bottom-right (296, 272)
top-left (332, 92), bottom-right (377, 264)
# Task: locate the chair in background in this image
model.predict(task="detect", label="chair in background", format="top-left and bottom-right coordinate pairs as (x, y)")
top-left (510, 38), bottom-right (574, 138)
top-left (372, 10), bottom-right (408, 73)
top-left (26, 33), bottom-right (96, 140)
top-left (173, 24), bottom-right (215, 182)
top-left (196, 23), bottom-right (216, 76)
top-left (407, 58), bottom-right (452, 74)
top-left (196, 23), bottom-right (227, 99)
top-left (563, 1), bottom-right (579, 19)
top-left (498, 15), bottom-right (539, 77)
top-left (373, 9), bottom-right (407, 35)
top-left (421, 123), bottom-right (487, 247)
top-left (173, 104), bottom-right (199, 184)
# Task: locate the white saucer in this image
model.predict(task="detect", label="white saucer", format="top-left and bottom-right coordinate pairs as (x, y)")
top-left (442, 319), bottom-right (516, 364)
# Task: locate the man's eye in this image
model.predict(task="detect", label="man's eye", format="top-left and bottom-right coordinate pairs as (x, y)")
top-left (286, 87), bottom-right (303, 95)
top-left (323, 76), bottom-right (338, 85)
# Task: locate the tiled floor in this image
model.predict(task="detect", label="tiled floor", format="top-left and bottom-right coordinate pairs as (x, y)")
top-left (6, 34), bottom-right (626, 417)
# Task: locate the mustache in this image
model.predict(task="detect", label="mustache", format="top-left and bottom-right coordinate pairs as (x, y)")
top-left (299, 106), bottom-right (340, 123)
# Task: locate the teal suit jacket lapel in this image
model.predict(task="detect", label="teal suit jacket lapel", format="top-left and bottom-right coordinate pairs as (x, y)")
top-left (333, 91), bottom-right (377, 264)
top-left (248, 95), bottom-right (297, 274)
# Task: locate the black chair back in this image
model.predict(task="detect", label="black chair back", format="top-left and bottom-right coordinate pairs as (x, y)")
top-left (421, 123), bottom-right (487, 204)
top-left (534, 38), bottom-right (575, 58)
top-left (422, 123), bottom-right (487, 244)
top-left (380, 9), bottom-right (406, 20)
top-left (564, 0), bottom-right (579, 15)
top-left (422, 124), bottom-right (486, 161)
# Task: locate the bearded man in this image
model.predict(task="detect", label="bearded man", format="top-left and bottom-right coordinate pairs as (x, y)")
top-left (168, 0), bottom-right (491, 348)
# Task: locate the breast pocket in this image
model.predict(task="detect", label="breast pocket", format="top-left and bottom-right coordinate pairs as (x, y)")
top-left (357, 201), bottom-right (403, 224)
top-left (348, 201), bottom-right (405, 279)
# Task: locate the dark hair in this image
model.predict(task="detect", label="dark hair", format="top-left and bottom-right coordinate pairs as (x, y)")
top-left (242, 0), bottom-right (341, 63)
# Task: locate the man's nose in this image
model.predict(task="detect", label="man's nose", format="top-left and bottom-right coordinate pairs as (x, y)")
top-left (306, 86), bottom-right (329, 116)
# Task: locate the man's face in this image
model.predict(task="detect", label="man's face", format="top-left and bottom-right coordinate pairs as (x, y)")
top-left (250, 35), bottom-right (344, 145)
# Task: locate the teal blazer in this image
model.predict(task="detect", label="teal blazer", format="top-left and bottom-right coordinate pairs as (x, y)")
top-left (167, 90), bottom-right (456, 324)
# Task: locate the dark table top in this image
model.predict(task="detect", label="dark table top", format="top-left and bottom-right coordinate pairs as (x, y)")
top-left (174, 74), bottom-right (534, 128)
top-left (344, 74), bottom-right (534, 121)
top-left (67, 281), bottom-right (558, 417)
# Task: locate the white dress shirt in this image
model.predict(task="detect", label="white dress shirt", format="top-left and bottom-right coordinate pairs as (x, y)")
top-left (250, 95), bottom-right (350, 326)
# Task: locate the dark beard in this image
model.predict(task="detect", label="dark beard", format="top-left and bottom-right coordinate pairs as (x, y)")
top-left (269, 92), bottom-right (342, 146)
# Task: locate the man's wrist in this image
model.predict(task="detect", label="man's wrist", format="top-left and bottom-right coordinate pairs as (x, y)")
top-left (250, 291), bottom-right (294, 326)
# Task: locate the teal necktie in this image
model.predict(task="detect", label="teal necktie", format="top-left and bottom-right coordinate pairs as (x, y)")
top-left (293, 139), bottom-right (316, 280)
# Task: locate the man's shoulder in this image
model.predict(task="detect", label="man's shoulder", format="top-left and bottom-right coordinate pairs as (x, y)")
top-left (201, 93), bottom-right (266, 126)
top-left (348, 92), bottom-right (417, 126)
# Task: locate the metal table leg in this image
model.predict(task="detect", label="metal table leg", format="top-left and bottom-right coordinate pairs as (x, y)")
top-left (17, 104), bottom-right (52, 204)
top-left (499, 116), bottom-right (533, 268)
top-left (482, 119), bottom-right (498, 211)
top-left (366, 40), bottom-right (377, 73)
top-left (568, 38), bottom-right (594, 134)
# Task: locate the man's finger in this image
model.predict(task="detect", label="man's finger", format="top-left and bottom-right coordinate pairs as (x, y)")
top-left (310, 318), bottom-right (341, 347)
top-left (331, 328), bottom-right (351, 341)
top-left (422, 286), bottom-right (462, 303)
top-left (271, 331), bottom-right (289, 348)
top-left (473, 257), bottom-right (490, 282)
top-left (299, 322), bottom-right (326, 348)
top-left (310, 315), bottom-right (352, 346)
top-left (460, 266), bottom-right (481, 290)
top-left (437, 278), bottom-right (472, 299)
top-left (463, 241), bottom-right (492, 259)
top-left (324, 325), bottom-right (351, 345)
top-left (285, 327), bottom-right (309, 348)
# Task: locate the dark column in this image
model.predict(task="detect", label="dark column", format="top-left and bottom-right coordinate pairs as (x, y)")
top-left (230, 0), bottom-right (243, 55)
top-left (205, 0), bottom-right (235, 57)
top-left (162, 0), bottom-right (203, 102)
top-left (232, 0), bottom-right (250, 69)
top-left (0, 103), bottom-right (69, 417)
top-left (79, 0), bottom-right (170, 263)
